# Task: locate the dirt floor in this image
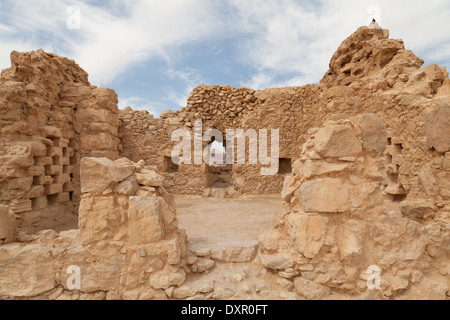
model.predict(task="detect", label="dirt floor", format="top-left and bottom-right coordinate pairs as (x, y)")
top-left (175, 195), bottom-right (283, 248)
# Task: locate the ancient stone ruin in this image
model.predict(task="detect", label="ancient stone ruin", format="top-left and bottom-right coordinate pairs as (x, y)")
top-left (0, 26), bottom-right (449, 300)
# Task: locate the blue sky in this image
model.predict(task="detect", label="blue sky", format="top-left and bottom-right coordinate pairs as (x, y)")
top-left (1, 0), bottom-right (449, 117)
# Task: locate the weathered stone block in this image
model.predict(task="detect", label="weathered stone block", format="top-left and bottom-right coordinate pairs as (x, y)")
top-left (351, 113), bottom-right (387, 153)
top-left (211, 240), bottom-right (259, 263)
top-left (314, 123), bottom-right (362, 158)
top-left (299, 178), bottom-right (350, 213)
top-left (29, 185), bottom-right (44, 199)
top-left (32, 195), bottom-right (47, 210)
top-left (259, 254), bottom-right (294, 270)
top-left (134, 169), bottom-right (163, 187)
top-left (0, 243), bottom-right (55, 297)
top-left (294, 277), bottom-right (331, 300)
top-left (425, 105), bottom-right (450, 153)
top-left (0, 205), bottom-right (15, 243)
top-left (80, 157), bottom-right (135, 194)
top-left (128, 196), bottom-right (164, 245)
top-left (288, 214), bottom-right (329, 259)
top-left (418, 165), bottom-right (439, 196)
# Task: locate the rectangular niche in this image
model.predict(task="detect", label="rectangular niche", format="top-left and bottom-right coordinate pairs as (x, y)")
top-left (164, 156), bottom-right (179, 173)
top-left (278, 158), bottom-right (292, 175)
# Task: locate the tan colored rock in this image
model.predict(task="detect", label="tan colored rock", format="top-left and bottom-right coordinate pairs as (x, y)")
top-left (425, 105), bottom-right (450, 153)
top-left (314, 123), bottom-right (362, 158)
top-left (128, 196), bottom-right (164, 245)
top-left (418, 165), bottom-right (439, 196)
top-left (300, 160), bottom-right (353, 179)
top-left (299, 178), bottom-right (350, 213)
top-left (80, 157), bottom-right (135, 193)
top-left (134, 169), bottom-right (163, 187)
top-left (0, 205), bottom-right (15, 243)
top-left (211, 240), bottom-right (259, 263)
top-left (149, 268), bottom-right (186, 290)
top-left (351, 113), bottom-right (387, 153)
top-left (401, 201), bottom-right (434, 219)
top-left (293, 277), bottom-right (331, 300)
top-left (0, 243), bottom-right (55, 297)
top-left (287, 214), bottom-right (328, 259)
top-left (259, 254), bottom-right (294, 270)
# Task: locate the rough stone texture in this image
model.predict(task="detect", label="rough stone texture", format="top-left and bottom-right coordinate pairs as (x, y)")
top-left (211, 240), bottom-right (259, 263)
top-left (299, 178), bottom-right (351, 213)
top-left (314, 123), bottom-right (362, 158)
top-left (1, 25), bottom-right (450, 300)
top-left (426, 105), bottom-right (450, 153)
top-left (0, 205), bottom-right (15, 243)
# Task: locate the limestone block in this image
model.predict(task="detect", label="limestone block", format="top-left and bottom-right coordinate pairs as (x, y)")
top-left (300, 160), bottom-right (353, 179)
top-left (49, 192), bottom-right (70, 204)
top-left (211, 240), bottom-right (259, 263)
top-left (293, 277), bottom-right (331, 300)
top-left (350, 113), bottom-right (387, 153)
top-left (34, 157), bottom-right (52, 166)
top-left (299, 178), bottom-right (350, 213)
top-left (259, 254), bottom-right (294, 270)
top-left (45, 165), bottom-right (61, 175)
top-left (0, 243), bottom-right (55, 297)
top-left (29, 185), bottom-right (44, 199)
top-left (32, 195), bottom-right (47, 210)
top-left (401, 201), bottom-right (434, 219)
top-left (443, 153), bottom-right (450, 171)
top-left (314, 123), bottom-right (362, 158)
top-left (418, 165), bottom-right (439, 196)
top-left (134, 169), bottom-right (163, 187)
top-left (128, 196), bottom-right (164, 245)
top-left (338, 228), bottom-right (362, 260)
top-left (149, 267), bottom-right (186, 290)
top-left (7, 177), bottom-right (33, 190)
top-left (42, 126), bottom-right (62, 138)
top-left (80, 157), bottom-right (135, 194)
top-left (79, 195), bottom-right (123, 245)
top-left (0, 205), bottom-right (15, 243)
top-left (33, 175), bottom-right (52, 185)
top-left (288, 214), bottom-right (329, 259)
top-left (45, 184), bottom-right (63, 195)
top-left (27, 165), bottom-right (45, 176)
top-left (425, 105), bottom-right (450, 153)
top-left (9, 199), bottom-right (32, 214)
top-left (80, 133), bottom-right (118, 151)
top-left (114, 176), bottom-right (139, 196)
top-left (29, 142), bottom-right (47, 157)
top-left (437, 171), bottom-right (450, 197)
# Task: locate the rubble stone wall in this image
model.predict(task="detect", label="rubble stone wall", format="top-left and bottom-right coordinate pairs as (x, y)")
top-left (0, 50), bottom-right (120, 234)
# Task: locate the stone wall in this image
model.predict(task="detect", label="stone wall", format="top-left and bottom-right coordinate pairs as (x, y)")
top-left (0, 158), bottom-right (187, 300)
top-left (0, 50), bottom-right (120, 234)
top-left (259, 113), bottom-right (449, 299)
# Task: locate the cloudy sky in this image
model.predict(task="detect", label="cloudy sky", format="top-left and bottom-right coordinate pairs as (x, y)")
top-left (1, 0), bottom-right (449, 117)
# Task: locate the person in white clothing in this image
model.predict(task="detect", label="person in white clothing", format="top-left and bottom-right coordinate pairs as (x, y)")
top-left (369, 18), bottom-right (381, 30)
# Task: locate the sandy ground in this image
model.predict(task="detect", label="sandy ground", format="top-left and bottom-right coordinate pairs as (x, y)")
top-left (175, 195), bottom-right (283, 247)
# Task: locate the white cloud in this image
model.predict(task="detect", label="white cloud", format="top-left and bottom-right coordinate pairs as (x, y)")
top-left (229, 0), bottom-right (450, 89)
top-left (0, 0), bottom-right (449, 94)
top-left (0, 0), bottom-right (224, 85)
